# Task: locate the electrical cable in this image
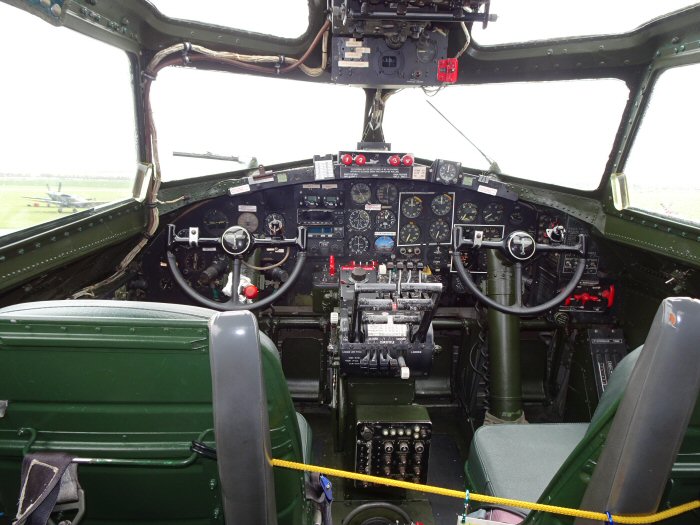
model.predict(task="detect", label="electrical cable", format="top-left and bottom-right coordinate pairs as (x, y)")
top-left (241, 247), bottom-right (290, 271)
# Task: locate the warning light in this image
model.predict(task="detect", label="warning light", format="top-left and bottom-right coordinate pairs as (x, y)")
top-left (355, 154), bottom-right (367, 166)
top-left (243, 285), bottom-right (259, 300)
top-left (388, 155), bottom-right (401, 166)
top-left (402, 154), bottom-right (414, 167)
top-left (341, 153), bottom-right (354, 166)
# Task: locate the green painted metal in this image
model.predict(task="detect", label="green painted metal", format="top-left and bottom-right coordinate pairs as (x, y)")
top-left (0, 313), bottom-right (311, 525)
top-left (0, 200), bottom-right (146, 294)
top-left (485, 251), bottom-right (523, 421)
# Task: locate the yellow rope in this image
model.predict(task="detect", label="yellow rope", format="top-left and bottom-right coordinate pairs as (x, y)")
top-left (271, 458), bottom-right (700, 524)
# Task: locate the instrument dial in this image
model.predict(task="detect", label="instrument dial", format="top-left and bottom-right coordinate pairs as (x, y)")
top-left (203, 209), bottom-right (229, 236)
top-left (430, 193), bottom-right (453, 216)
top-left (435, 160), bottom-right (460, 184)
top-left (184, 251), bottom-right (206, 273)
top-left (348, 235), bottom-right (369, 256)
top-left (350, 183), bottom-right (372, 204)
top-left (401, 196), bottom-right (423, 218)
top-left (265, 213), bottom-right (285, 236)
top-left (374, 236), bottom-right (396, 253)
top-left (456, 202), bottom-right (478, 223)
top-left (509, 204), bottom-right (525, 225)
top-left (375, 210), bottom-right (397, 230)
top-left (427, 245), bottom-right (451, 269)
top-left (348, 209), bottom-right (371, 231)
top-left (483, 202), bottom-right (505, 223)
top-left (429, 218), bottom-right (451, 243)
top-left (376, 183), bottom-right (398, 205)
top-left (399, 221), bottom-right (421, 244)
top-left (237, 212), bottom-right (259, 233)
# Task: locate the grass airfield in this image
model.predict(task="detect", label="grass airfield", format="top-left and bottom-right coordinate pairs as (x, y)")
top-left (0, 177), bottom-right (132, 235)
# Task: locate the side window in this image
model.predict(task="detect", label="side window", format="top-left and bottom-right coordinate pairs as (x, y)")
top-left (0, 4), bottom-right (138, 237)
top-left (622, 63), bottom-right (700, 225)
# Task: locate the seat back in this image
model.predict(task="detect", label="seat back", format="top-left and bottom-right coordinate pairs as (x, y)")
top-left (0, 301), bottom-right (308, 525)
top-left (531, 297), bottom-right (700, 525)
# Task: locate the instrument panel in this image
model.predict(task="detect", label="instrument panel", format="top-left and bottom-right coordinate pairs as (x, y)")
top-left (141, 163), bottom-right (601, 310)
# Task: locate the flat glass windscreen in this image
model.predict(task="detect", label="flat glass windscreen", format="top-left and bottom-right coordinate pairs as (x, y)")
top-left (622, 63), bottom-right (700, 225)
top-left (472, 0), bottom-right (700, 46)
top-left (146, 0), bottom-right (309, 39)
top-left (383, 79), bottom-right (629, 190)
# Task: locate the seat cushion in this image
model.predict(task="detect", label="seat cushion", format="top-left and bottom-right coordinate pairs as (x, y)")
top-left (465, 423), bottom-right (588, 510)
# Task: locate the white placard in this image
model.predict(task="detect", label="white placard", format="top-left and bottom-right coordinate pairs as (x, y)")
top-left (229, 183), bottom-right (250, 196)
top-left (477, 184), bottom-right (498, 196)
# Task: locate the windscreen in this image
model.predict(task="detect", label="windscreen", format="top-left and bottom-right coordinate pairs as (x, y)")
top-left (150, 68), bottom-right (366, 181)
top-left (383, 79), bottom-right (629, 190)
top-left (472, 0), bottom-right (700, 46)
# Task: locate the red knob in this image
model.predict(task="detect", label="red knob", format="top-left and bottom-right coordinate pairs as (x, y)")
top-left (341, 153), bottom-right (353, 166)
top-left (243, 285), bottom-right (259, 299)
top-left (402, 154), bottom-right (414, 166)
top-left (329, 255), bottom-right (336, 277)
top-left (388, 155), bottom-right (401, 166)
top-left (355, 154), bottom-right (367, 166)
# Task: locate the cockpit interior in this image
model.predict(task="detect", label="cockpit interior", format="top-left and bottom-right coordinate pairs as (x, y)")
top-left (1, 1), bottom-right (700, 525)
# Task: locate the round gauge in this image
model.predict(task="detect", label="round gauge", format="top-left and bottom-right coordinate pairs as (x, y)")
top-left (265, 213), bottom-right (285, 236)
top-left (375, 210), bottom-right (397, 230)
top-left (429, 218), bottom-right (451, 243)
top-left (348, 235), bottom-right (369, 256)
top-left (376, 183), bottom-right (398, 205)
top-left (203, 209), bottom-right (229, 236)
top-left (456, 202), bottom-right (478, 223)
top-left (374, 235), bottom-right (396, 253)
top-left (483, 202), bottom-right (505, 223)
top-left (184, 251), bottom-right (206, 273)
top-left (416, 38), bottom-right (437, 63)
top-left (427, 245), bottom-right (450, 268)
top-left (401, 195), bottom-right (423, 218)
top-left (348, 209), bottom-right (371, 231)
top-left (509, 205), bottom-right (525, 225)
top-left (436, 161), bottom-right (460, 184)
top-left (350, 183), bottom-right (372, 204)
top-left (431, 193), bottom-right (453, 216)
top-left (237, 212), bottom-right (259, 233)
top-left (399, 221), bottom-right (421, 244)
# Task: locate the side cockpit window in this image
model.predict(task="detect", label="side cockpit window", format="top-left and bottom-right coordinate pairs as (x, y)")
top-left (0, 4), bottom-right (138, 237)
top-left (621, 63), bottom-right (700, 225)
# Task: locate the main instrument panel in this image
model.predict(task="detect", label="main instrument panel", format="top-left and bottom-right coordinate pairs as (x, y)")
top-left (141, 156), bottom-right (606, 314)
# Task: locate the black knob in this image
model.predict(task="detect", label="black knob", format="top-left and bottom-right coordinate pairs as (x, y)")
top-left (351, 267), bottom-right (367, 282)
top-left (398, 441), bottom-right (409, 453)
top-left (360, 426), bottom-right (374, 441)
top-left (414, 441), bottom-right (425, 454)
top-left (383, 441), bottom-right (394, 453)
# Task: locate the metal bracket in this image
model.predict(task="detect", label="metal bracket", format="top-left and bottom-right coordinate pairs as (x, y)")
top-left (473, 230), bottom-right (484, 248)
top-left (188, 227), bottom-right (199, 247)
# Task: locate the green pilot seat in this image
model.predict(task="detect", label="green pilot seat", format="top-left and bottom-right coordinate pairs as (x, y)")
top-left (0, 300), bottom-right (312, 525)
top-left (465, 297), bottom-right (700, 522)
